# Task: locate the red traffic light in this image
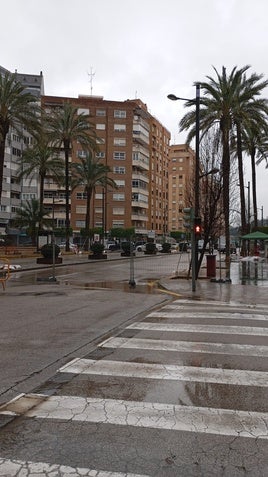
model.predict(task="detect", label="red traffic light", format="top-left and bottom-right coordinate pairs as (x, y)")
top-left (194, 217), bottom-right (202, 236)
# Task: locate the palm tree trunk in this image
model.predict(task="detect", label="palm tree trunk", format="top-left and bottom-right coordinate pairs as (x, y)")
top-left (64, 140), bottom-right (70, 252)
top-left (222, 128), bottom-right (231, 280)
top-left (236, 124), bottom-right (247, 256)
top-left (0, 134), bottom-right (8, 202)
top-left (250, 150), bottom-right (258, 228)
top-left (84, 188), bottom-right (92, 251)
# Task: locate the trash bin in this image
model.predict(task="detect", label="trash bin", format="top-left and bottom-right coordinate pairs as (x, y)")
top-left (206, 254), bottom-right (216, 278)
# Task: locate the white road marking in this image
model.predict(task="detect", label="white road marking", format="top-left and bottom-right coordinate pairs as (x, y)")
top-left (148, 311), bottom-right (268, 321)
top-left (172, 299), bottom-right (268, 310)
top-left (59, 358), bottom-right (268, 387)
top-left (9, 394), bottom-right (268, 440)
top-left (100, 336), bottom-right (268, 357)
top-left (0, 458), bottom-right (148, 477)
top-left (127, 322), bottom-right (268, 336)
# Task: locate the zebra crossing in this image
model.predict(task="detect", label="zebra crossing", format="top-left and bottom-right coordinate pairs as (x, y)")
top-left (0, 299), bottom-right (268, 476)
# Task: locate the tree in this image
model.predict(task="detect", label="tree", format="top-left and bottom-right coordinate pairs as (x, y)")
top-left (46, 102), bottom-right (97, 251)
top-left (231, 71), bottom-right (268, 237)
top-left (0, 71), bottom-right (38, 201)
top-left (180, 65), bottom-right (268, 278)
top-left (72, 151), bottom-right (117, 250)
top-left (242, 124), bottom-right (268, 229)
top-left (12, 198), bottom-right (51, 247)
top-left (17, 127), bottom-right (64, 227)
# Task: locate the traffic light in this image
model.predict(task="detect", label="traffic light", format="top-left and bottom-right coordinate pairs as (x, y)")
top-left (183, 207), bottom-right (194, 230)
top-left (194, 217), bottom-right (202, 238)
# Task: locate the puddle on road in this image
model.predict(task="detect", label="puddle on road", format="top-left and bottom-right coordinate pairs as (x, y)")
top-left (64, 279), bottom-right (161, 294)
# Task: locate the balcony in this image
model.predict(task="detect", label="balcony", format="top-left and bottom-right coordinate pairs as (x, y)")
top-left (131, 213), bottom-right (148, 222)
top-left (132, 171), bottom-right (149, 183)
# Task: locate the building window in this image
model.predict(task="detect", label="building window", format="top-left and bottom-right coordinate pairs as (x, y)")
top-left (115, 179), bottom-right (125, 188)
top-left (114, 138), bottom-right (126, 146)
top-left (77, 150), bottom-right (87, 158)
top-left (96, 123), bottom-right (106, 130)
top-left (114, 110), bottom-right (126, 118)
top-left (113, 193), bottom-right (125, 201)
top-left (112, 220), bottom-right (125, 227)
top-left (12, 147), bottom-right (21, 157)
top-left (114, 124), bottom-right (126, 132)
top-left (96, 138), bottom-right (105, 144)
top-left (77, 108), bottom-right (90, 115)
top-left (113, 166), bottom-right (125, 174)
top-left (76, 192), bottom-right (87, 200)
top-left (95, 193), bottom-right (103, 200)
top-left (95, 207), bottom-right (103, 214)
top-left (114, 152), bottom-right (125, 160)
top-left (132, 179), bottom-right (147, 190)
top-left (132, 193), bottom-right (148, 204)
top-left (96, 151), bottom-right (105, 158)
top-left (96, 109), bottom-right (106, 116)
top-left (113, 207), bottom-right (125, 215)
top-left (76, 220), bottom-right (85, 227)
top-left (76, 206), bottom-right (86, 214)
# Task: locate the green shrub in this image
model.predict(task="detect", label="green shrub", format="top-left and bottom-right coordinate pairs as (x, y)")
top-left (40, 243), bottom-right (60, 258)
top-left (145, 242), bottom-right (156, 254)
top-left (162, 242), bottom-right (171, 253)
top-left (90, 242), bottom-right (105, 254)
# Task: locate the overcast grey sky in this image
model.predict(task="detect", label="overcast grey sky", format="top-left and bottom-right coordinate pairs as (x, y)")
top-left (2, 0), bottom-right (268, 218)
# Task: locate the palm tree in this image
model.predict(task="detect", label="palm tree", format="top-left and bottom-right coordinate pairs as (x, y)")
top-left (0, 71), bottom-right (38, 201)
top-left (242, 124), bottom-right (268, 229)
top-left (17, 127), bottom-right (64, 227)
top-left (71, 151), bottom-right (117, 250)
top-left (232, 71), bottom-right (268, 237)
top-left (46, 102), bottom-right (97, 251)
top-left (13, 198), bottom-right (51, 247)
top-left (180, 65), bottom-right (268, 278)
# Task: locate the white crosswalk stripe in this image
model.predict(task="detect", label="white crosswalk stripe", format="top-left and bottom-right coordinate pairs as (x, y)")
top-left (59, 358), bottom-right (268, 387)
top-left (100, 336), bottom-right (268, 357)
top-left (0, 458), bottom-right (149, 477)
top-left (0, 299), bottom-right (268, 474)
top-left (127, 321), bottom-right (268, 335)
top-left (8, 394), bottom-right (267, 440)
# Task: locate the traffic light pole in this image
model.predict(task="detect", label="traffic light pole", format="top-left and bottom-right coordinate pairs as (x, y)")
top-left (183, 207), bottom-right (196, 292)
top-left (191, 226), bottom-right (196, 292)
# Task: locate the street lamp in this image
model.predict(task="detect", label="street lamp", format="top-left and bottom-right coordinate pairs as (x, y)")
top-left (168, 84), bottom-right (200, 291)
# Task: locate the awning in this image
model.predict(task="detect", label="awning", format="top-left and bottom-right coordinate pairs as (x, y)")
top-left (241, 231), bottom-right (268, 240)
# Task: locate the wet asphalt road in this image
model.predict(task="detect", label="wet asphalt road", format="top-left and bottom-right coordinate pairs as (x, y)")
top-left (0, 253), bottom-right (267, 476)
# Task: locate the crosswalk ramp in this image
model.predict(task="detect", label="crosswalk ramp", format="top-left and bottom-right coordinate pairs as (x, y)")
top-left (0, 299), bottom-right (268, 476)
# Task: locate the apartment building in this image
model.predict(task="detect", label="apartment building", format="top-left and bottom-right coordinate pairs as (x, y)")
top-left (168, 144), bottom-right (195, 232)
top-left (42, 94), bottom-right (170, 240)
top-left (0, 65), bottom-right (44, 237)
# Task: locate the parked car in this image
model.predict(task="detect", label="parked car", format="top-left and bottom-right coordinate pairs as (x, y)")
top-left (105, 240), bottom-right (120, 251)
top-left (135, 241), bottom-right (147, 252)
top-left (59, 242), bottom-right (77, 252)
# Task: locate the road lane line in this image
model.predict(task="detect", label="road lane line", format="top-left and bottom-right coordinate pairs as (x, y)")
top-left (59, 358), bottom-right (268, 387)
top-left (99, 337), bottom-right (268, 357)
top-left (11, 394), bottom-right (268, 440)
top-left (127, 322), bottom-right (268, 336)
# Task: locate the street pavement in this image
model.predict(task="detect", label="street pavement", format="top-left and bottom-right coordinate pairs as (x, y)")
top-left (0, 253), bottom-right (267, 476)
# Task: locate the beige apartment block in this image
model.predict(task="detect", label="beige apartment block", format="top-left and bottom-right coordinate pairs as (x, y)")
top-left (42, 95), bottom-right (170, 240)
top-left (168, 144), bottom-right (195, 233)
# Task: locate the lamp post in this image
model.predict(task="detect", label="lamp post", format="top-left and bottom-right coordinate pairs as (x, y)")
top-left (168, 84), bottom-right (200, 291)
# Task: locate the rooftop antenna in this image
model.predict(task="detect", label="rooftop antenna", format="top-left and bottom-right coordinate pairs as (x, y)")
top-left (87, 67), bottom-right (95, 96)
